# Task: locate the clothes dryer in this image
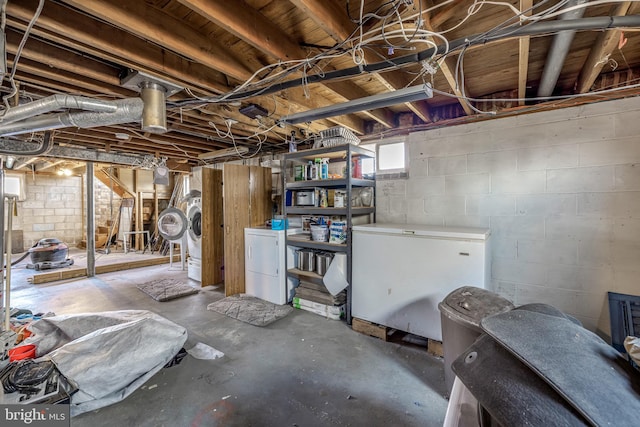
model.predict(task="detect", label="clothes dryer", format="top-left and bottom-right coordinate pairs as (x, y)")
top-left (184, 192), bottom-right (202, 282)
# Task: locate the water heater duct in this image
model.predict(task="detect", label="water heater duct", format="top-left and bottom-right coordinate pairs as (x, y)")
top-left (0, 98), bottom-right (144, 137)
top-left (140, 81), bottom-right (167, 133)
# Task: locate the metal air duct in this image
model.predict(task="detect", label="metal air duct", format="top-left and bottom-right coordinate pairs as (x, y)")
top-left (0, 94), bottom-right (118, 126)
top-left (140, 81), bottom-right (167, 133)
top-left (0, 98), bottom-right (144, 137)
top-left (537, 0), bottom-right (588, 97)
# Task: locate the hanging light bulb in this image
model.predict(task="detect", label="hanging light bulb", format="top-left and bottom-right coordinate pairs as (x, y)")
top-left (57, 167), bottom-right (72, 176)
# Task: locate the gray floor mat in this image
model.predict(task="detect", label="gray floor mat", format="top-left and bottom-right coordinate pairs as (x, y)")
top-left (136, 278), bottom-right (199, 302)
top-left (207, 294), bottom-right (293, 326)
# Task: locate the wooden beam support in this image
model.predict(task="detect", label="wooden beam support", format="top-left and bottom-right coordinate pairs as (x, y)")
top-left (5, 29), bottom-right (121, 88)
top-left (289, 0), bottom-right (352, 45)
top-left (7, 0), bottom-right (230, 94)
top-left (429, 0), bottom-right (464, 29)
top-left (177, 0), bottom-right (305, 62)
top-left (290, 0), bottom-right (433, 122)
top-left (179, 0), bottom-right (394, 129)
top-left (576, 2), bottom-right (632, 94)
top-left (423, 14), bottom-right (474, 116)
top-left (63, 0), bottom-right (252, 81)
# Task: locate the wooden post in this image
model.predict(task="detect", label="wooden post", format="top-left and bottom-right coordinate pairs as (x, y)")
top-left (201, 168), bottom-right (224, 286)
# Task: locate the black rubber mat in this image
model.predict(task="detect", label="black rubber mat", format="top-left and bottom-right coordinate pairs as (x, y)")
top-left (452, 333), bottom-right (587, 426)
top-left (481, 305), bottom-right (640, 426)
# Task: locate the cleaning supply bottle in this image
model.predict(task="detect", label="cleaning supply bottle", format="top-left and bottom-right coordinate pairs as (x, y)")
top-left (321, 158), bottom-right (329, 180)
top-left (306, 160), bottom-right (313, 180)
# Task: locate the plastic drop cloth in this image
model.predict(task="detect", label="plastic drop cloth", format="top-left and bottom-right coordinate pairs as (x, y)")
top-left (25, 310), bottom-right (187, 416)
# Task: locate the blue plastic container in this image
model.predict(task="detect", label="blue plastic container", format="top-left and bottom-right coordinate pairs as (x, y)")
top-left (271, 218), bottom-right (288, 230)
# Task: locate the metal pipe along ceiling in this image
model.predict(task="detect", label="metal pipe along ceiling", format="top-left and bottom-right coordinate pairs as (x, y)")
top-left (0, 98), bottom-right (144, 137)
top-left (0, 94), bottom-right (118, 126)
top-left (177, 14), bottom-right (640, 106)
top-left (537, 0), bottom-right (588, 97)
top-left (0, 131), bottom-right (53, 155)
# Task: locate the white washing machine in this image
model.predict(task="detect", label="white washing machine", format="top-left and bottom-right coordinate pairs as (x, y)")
top-left (157, 190), bottom-right (202, 282)
top-left (186, 196), bottom-right (202, 282)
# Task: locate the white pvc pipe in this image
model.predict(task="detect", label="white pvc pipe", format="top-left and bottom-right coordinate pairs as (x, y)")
top-left (4, 196), bottom-right (14, 331)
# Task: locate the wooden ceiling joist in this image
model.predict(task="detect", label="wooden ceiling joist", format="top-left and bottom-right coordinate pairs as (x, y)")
top-left (576, 2), bottom-right (633, 94)
top-left (62, 0), bottom-right (252, 82)
top-left (289, 0), bottom-right (433, 123)
top-left (7, 0), bottom-right (230, 94)
top-left (177, 0), bottom-right (395, 129)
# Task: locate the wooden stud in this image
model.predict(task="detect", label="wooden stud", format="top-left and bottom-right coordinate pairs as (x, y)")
top-left (201, 167), bottom-right (224, 287)
top-left (576, 2), bottom-right (633, 94)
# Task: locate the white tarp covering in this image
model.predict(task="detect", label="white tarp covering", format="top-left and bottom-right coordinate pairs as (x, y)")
top-left (25, 310), bottom-right (187, 416)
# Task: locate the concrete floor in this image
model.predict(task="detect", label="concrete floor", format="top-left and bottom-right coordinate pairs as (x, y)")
top-left (6, 249), bottom-right (449, 426)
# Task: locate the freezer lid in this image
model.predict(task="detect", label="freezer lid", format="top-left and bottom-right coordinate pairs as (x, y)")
top-left (352, 223), bottom-right (490, 240)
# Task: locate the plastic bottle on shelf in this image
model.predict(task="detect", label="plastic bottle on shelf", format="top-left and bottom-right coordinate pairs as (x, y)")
top-left (321, 158), bottom-right (329, 180)
top-left (306, 161), bottom-right (314, 180)
top-left (319, 189), bottom-right (328, 207)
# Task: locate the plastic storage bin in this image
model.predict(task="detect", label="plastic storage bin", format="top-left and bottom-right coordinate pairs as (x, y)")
top-left (438, 286), bottom-right (515, 392)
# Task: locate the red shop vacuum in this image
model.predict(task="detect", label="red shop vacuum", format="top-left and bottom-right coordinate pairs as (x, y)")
top-left (26, 238), bottom-right (74, 271)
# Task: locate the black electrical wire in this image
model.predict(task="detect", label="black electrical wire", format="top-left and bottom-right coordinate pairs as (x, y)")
top-left (169, 15), bottom-right (640, 109)
top-left (3, 241), bottom-right (38, 269)
top-left (1, 360), bottom-right (55, 394)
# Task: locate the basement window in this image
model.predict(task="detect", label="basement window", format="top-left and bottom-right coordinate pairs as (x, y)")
top-left (4, 173), bottom-right (26, 201)
top-left (361, 137), bottom-right (408, 179)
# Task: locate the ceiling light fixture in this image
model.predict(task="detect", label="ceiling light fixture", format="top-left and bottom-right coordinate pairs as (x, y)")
top-left (279, 84), bottom-right (433, 125)
top-left (5, 156), bottom-right (15, 169)
top-left (198, 146), bottom-right (249, 160)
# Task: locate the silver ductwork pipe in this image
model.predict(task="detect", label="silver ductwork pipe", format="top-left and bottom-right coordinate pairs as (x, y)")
top-left (0, 98), bottom-right (144, 137)
top-left (140, 81), bottom-right (167, 133)
top-left (537, 0), bottom-right (588, 97)
top-left (0, 94), bottom-right (118, 126)
top-left (0, 131), bottom-right (53, 155)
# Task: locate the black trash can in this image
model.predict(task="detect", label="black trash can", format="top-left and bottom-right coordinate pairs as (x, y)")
top-left (438, 286), bottom-right (515, 392)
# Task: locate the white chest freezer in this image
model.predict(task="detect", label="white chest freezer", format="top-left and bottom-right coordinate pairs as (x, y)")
top-left (244, 227), bottom-right (302, 305)
top-left (352, 223), bottom-right (491, 341)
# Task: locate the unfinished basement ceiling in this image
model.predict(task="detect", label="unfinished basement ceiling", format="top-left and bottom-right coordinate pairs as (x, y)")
top-left (2, 0), bottom-right (640, 170)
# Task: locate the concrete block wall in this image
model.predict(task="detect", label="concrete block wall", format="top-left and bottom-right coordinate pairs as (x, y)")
top-left (375, 96), bottom-right (640, 337)
top-left (18, 175), bottom-right (83, 247)
top-left (16, 174), bottom-right (122, 249)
